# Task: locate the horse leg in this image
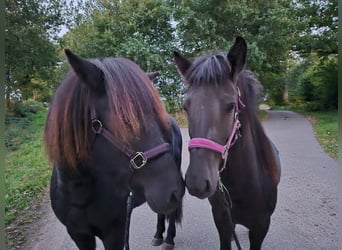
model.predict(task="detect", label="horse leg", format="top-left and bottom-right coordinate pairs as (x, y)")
top-left (208, 188), bottom-right (233, 250)
top-left (102, 226), bottom-right (126, 250)
top-left (68, 231), bottom-right (96, 250)
top-left (151, 214), bottom-right (165, 246)
top-left (163, 213), bottom-right (176, 250)
top-left (248, 217), bottom-right (270, 250)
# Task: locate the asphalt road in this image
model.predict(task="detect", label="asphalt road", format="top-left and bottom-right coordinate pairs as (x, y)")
top-left (22, 110), bottom-right (339, 250)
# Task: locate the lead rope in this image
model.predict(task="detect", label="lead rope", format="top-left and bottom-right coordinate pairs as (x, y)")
top-left (124, 192), bottom-right (134, 250)
top-left (218, 179), bottom-right (242, 250)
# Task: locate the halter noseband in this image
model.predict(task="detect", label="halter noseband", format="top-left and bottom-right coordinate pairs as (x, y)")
top-left (188, 87), bottom-right (245, 172)
top-left (90, 105), bottom-right (171, 170)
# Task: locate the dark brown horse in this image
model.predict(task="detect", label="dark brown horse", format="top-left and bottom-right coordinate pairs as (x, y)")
top-left (44, 50), bottom-right (185, 250)
top-left (174, 37), bottom-right (281, 250)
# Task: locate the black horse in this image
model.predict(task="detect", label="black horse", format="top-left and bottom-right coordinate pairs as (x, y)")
top-left (174, 37), bottom-right (281, 250)
top-left (44, 50), bottom-right (185, 249)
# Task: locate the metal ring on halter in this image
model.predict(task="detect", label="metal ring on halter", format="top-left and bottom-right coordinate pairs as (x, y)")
top-left (222, 146), bottom-right (229, 160)
top-left (234, 112), bottom-right (239, 122)
top-left (130, 152), bottom-right (147, 169)
top-left (91, 119), bottom-right (103, 134)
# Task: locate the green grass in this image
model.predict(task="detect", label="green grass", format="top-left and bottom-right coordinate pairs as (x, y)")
top-left (5, 111), bottom-right (49, 223)
top-left (305, 111), bottom-right (338, 159)
top-left (5, 109), bottom-right (50, 248)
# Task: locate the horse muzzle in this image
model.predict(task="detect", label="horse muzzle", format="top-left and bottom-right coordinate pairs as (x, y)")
top-left (185, 159), bottom-right (219, 199)
top-left (146, 184), bottom-right (185, 214)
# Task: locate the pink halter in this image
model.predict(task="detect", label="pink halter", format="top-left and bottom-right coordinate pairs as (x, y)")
top-left (188, 87), bottom-right (245, 172)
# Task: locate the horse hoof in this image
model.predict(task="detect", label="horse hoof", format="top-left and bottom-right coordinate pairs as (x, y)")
top-left (162, 243), bottom-right (175, 250)
top-left (151, 237), bottom-right (163, 246)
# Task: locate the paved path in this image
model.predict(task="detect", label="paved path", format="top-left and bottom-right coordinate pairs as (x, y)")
top-left (22, 111), bottom-right (339, 249)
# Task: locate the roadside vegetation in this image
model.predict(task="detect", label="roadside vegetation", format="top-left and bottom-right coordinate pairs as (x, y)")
top-left (305, 111), bottom-right (338, 159)
top-left (5, 101), bottom-right (50, 248)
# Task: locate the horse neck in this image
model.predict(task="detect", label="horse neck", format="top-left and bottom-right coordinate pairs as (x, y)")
top-left (228, 111), bottom-right (263, 173)
top-left (229, 110), bottom-right (280, 184)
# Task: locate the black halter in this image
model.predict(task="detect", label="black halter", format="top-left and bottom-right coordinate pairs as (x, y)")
top-left (90, 105), bottom-right (171, 170)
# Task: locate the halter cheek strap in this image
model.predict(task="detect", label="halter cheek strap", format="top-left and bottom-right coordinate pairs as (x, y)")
top-left (90, 105), bottom-right (171, 170)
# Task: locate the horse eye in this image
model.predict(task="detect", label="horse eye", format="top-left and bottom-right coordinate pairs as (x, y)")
top-left (225, 103), bottom-right (235, 113)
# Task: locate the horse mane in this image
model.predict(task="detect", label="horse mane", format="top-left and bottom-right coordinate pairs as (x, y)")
top-left (44, 57), bottom-right (169, 169)
top-left (237, 70), bottom-right (280, 183)
top-left (186, 52), bottom-right (231, 86)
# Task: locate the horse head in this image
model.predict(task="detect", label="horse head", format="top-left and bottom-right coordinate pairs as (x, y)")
top-left (47, 50), bottom-right (185, 215)
top-left (174, 37), bottom-right (247, 199)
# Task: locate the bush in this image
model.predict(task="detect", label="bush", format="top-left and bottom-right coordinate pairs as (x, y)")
top-left (10, 99), bottom-right (45, 118)
top-left (21, 99), bottom-right (45, 114)
top-left (5, 100), bottom-right (46, 151)
top-left (303, 101), bottom-right (321, 112)
top-left (289, 56), bottom-right (337, 111)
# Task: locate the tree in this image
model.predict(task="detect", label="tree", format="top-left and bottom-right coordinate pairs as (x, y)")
top-left (292, 0), bottom-right (337, 57)
top-left (287, 0), bottom-right (337, 110)
top-left (5, 0), bottom-right (70, 106)
top-left (170, 0), bottom-right (296, 105)
top-left (288, 55), bottom-right (337, 111)
top-left (59, 0), bottom-right (337, 110)
top-left (60, 0), bottom-right (183, 111)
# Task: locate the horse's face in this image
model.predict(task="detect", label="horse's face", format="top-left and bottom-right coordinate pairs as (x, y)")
top-left (129, 134), bottom-right (185, 214)
top-left (182, 83), bottom-right (238, 198)
top-left (174, 37), bottom-right (247, 199)
top-left (64, 50), bottom-right (184, 214)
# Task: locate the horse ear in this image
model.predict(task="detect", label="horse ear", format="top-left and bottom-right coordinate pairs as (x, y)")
top-left (64, 49), bottom-right (105, 94)
top-left (147, 71), bottom-right (160, 80)
top-left (173, 51), bottom-right (192, 77)
top-left (227, 37), bottom-right (247, 80)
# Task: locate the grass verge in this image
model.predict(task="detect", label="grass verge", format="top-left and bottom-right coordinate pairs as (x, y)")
top-left (5, 109), bottom-right (50, 249)
top-left (304, 111), bottom-right (338, 159)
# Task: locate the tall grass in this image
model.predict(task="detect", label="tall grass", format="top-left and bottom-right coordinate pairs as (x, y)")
top-left (5, 102), bottom-right (50, 248)
top-left (305, 111), bottom-right (338, 159)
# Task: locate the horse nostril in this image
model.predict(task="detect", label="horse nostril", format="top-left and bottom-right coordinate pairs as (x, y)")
top-left (205, 180), bottom-right (211, 193)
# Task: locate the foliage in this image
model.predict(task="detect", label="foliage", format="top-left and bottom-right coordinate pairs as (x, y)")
top-left (59, 0), bottom-right (300, 108)
top-left (5, 104), bottom-right (49, 226)
top-left (5, 0), bottom-right (73, 105)
top-left (5, 100), bottom-right (46, 150)
top-left (170, 0), bottom-right (296, 105)
top-left (287, 55), bottom-right (337, 111)
top-left (292, 0), bottom-right (338, 57)
top-left (5, 100), bottom-right (50, 247)
top-left (60, 0), bottom-right (182, 110)
top-left (5, 0), bottom-right (337, 112)
top-left (285, 0), bottom-right (337, 111)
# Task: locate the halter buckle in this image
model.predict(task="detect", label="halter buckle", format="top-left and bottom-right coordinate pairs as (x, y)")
top-left (130, 152), bottom-right (147, 169)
